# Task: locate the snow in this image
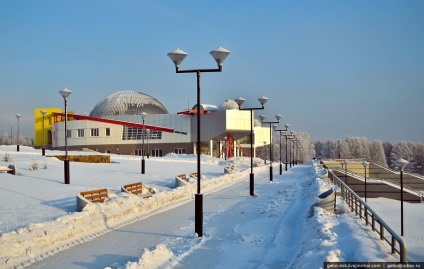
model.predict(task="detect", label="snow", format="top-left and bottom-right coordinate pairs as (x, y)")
top-left (0, 145), bottom-right (423, 269)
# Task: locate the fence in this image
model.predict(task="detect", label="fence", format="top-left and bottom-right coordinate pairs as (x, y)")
top-left (323, 164), bottom-right (407, 263)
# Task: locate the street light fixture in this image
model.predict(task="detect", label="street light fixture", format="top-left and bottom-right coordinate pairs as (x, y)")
top-left (393, 158), bottom-right (409, 236)
top-left (15, 114), bottom-right (21, 152)
top-left (259, 114), bottom-right (282, 182)
top-left (59, 88), bottom-right (72, 184)
top-left (235, 96), bottom-right (268, 196)
top-left (41, 110), bottom-right (46, 156)
top-left (140, 112), bottom-right (147, 174)
top-left (273, 123), bottom-right (289, 175)
top-left (167, 46), bottom-right (230, 237)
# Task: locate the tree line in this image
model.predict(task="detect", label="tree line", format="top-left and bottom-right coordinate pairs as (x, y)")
top-left (0, 133), bottom-right (34, 147)
top-left (314, 137), bottom-right (424, 174)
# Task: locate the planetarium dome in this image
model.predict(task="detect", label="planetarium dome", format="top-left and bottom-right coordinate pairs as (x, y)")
top-left (89, 91), bottom-right (169, 117)
top-left (219, 99), bottom-right (239, 110)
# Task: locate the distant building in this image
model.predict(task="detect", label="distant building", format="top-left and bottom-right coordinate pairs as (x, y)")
top-left (34, 90), bottom-right (270, 158)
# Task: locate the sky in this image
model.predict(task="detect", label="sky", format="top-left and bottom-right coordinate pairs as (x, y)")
top-left (1, 1), bottom-right (423, 144)
top-left (1, 146), bottom-right (422, 268)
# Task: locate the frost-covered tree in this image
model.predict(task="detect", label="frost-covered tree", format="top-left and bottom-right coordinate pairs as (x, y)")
top-left (318, 140), bottom-right (335, 159)
top-left (415, 143), bottom-right (424, 167)
top-left (339, 140), bottom-right (350, 159)
top-left (369, 140), bottom-right (387, 166)
top-left (390, 141), bottom-right (415, 163)
top-left (345, 137), bottom-right (370, 159)
top-left (382, 142), bottom-right (393, 166)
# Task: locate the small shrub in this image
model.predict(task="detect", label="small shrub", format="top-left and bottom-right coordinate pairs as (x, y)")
top-left (30, 161), bottom-right (39, 171)
top-left (3, 153), bottom-right (12, 162)
top-left (42, 161), bottom-right (48, 169)
top-left (51, 155), bottom-right (110, 163)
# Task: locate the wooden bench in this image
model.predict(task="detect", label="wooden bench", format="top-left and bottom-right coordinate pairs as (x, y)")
top-left (224, 165), bottom-right (236, 174)
top-left (177, 174), bottom-right (188, 181)
top-left (175, 174), bottom-right (190, 187)
top-left (77, 188), bottom-right (110, 211)
top-left (121, 182), bottom-right (152, 199)
top-left (0, 165), bottom-right (17, 175)
top-left (80, 188), bottom-right (109, 203)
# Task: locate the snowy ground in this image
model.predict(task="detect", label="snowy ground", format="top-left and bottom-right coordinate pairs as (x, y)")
top-left (0, 146), bottom-right (423, 268)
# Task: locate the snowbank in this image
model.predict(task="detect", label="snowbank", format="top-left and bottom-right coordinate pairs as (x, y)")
top-left (0, 157), bottom-right (265, 268)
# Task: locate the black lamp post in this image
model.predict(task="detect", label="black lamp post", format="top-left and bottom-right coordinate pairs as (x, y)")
top-left (41, 110), bottom-right (46, 156)
top-left (140, 112), bottom-right (147, 174)
top-left (341, 160), bottom-right (349, 185)
top-left (393, 158), bottom-right (409, 236)
top-left (146, 129), bottom-right (150, 158)
top-left (273, 124), bottom-right (290, 175)
top-left (259, 114), bottom-right (282, 182)
top-left (15, 114), bottom-right (21, 152)
top-left (362, 161), bottom-right (369, 202)
top-left (289, 131), bottom-right (295, 168)
top-left (235, 96), bottom-right (268, 196)
top-left (168, 46), bottom-right (230, 237)
top-left (224, 136), bottom-right (228, 161)
top-left (59, 88), bottom-right (72, 184)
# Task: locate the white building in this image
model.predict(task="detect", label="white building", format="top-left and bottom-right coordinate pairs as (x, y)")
top-left (44, 91), bottom-right (270, 157)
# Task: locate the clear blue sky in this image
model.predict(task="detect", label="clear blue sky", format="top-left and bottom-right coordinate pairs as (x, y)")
top-left (1, 1), bottom-right (423, 144)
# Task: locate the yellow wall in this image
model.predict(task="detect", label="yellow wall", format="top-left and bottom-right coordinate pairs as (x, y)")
top-left (254, 126), bottom-right (270, 147)
top-left (34, 108), bottom-right (61, 147)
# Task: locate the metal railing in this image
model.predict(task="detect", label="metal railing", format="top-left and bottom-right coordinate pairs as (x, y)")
top-left (333, 168), bottom-right (424, 200)
top-left (324, 166), bottom-right (407, 262)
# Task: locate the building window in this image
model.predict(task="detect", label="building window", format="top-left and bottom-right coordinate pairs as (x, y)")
top-left (152, 149), bottom-right (163, 157)
top-left (122, 126), bottom-right (162, 140)
top-left (78, 129), bottom-right (84, 137)
top-left (91, 128), bottom-right (99, 137)
top-left (66, 130), bottom-right (72, 138)
top-left (134, 149), bottom-right (147, 156)
top-left (105, 128), bottom-right (110, 136)
top-left (174, 148), bottom-right (186, 154)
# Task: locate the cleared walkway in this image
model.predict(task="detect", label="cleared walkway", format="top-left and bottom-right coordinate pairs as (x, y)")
top-left (29, 166), bottom-right (316, 269)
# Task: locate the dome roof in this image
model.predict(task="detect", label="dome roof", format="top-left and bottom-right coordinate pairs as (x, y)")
top-left (219, 99), bottom-right (239, 110)
top-left (89, 91), bottom-right (169, 117)
top-left (191, 104), bottom-right (218, 112)
top-left (254, 118), bottom-right (262, 127)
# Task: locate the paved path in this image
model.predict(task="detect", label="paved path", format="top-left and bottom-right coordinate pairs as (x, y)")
top-left (29, 170), bottom-right (274, 269)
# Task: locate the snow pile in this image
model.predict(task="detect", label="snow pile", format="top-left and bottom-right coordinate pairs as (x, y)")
top-left (291, 163), bottom-right (397, 267)
top-left (0, 155), bottom-right (266, 268)
top-left (123, 244), bottom-right (173, 269)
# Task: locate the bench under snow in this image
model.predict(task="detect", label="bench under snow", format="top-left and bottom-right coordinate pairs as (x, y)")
top-left (121, 182), bottom-right (153, 199)
top-left (76, 188), bottom-right (114, 212)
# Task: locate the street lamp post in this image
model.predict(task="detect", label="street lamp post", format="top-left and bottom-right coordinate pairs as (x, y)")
top-left (284, 130), bottom-right (289, 171)
top-left (15, 114), bottom-right (21, 152)
top-left (59, 88), bottom-right (72, 184)
top-left (224, 136), bottom-right (228, 161)
top-left (273, 124), bottom-right (290, 175)
top-left (362, 161), bottom-right (369, 202)
top-left (393, 158), bottom-right (409, 236)
top-left (140, 112), bottom-right (147, 174)
top-left (235, 96), bottom-right (268, 196)
top-left (341, 160), bottom-right (349, 185)
top-left (41, 110), bottom-right (47, 156)
top-left (146, 129), bottom-right (150, 158)
top-left (259, 114), bottom-right (282, 182)
top-left (289, 131), bottom-right (295, 168)
top-left (168, 46), bottom-right (230, 237)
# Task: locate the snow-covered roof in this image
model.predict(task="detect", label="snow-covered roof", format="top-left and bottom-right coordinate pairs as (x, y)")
top-left (89, 91), bottom-right (169, 117)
